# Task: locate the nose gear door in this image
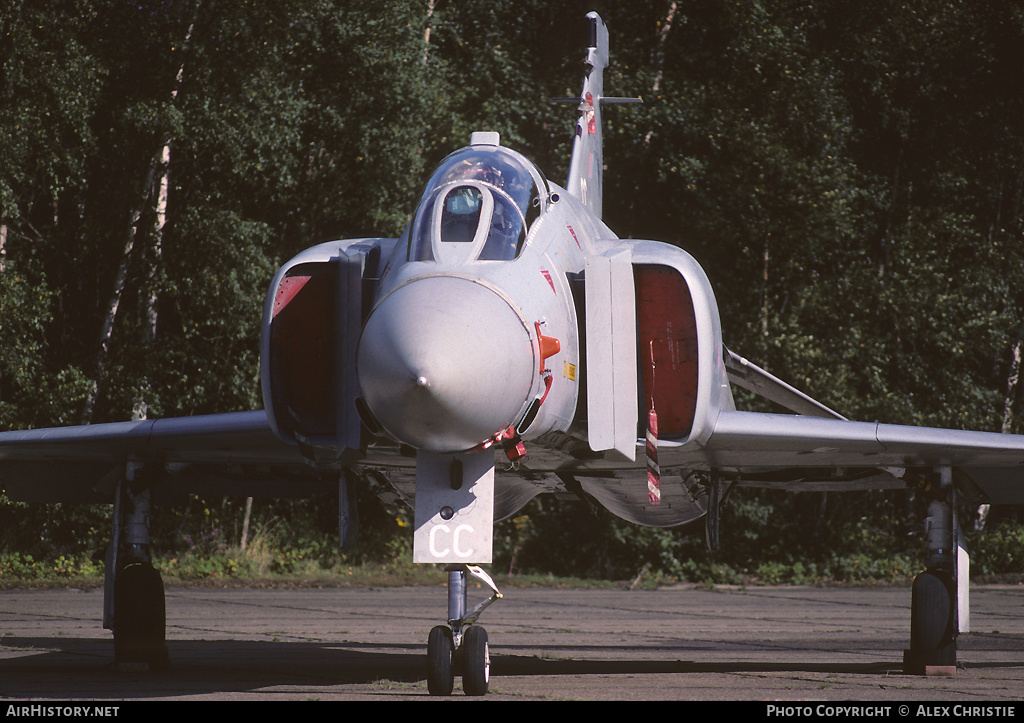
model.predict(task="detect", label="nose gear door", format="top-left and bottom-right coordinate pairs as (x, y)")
top-left (413, 449), bottom-right (495, 564)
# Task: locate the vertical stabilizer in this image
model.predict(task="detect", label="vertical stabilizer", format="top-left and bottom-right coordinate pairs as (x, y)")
top-left (566, 13), bottom-right (609, 219)
top-left (564, 13), bottom-right (641, 220)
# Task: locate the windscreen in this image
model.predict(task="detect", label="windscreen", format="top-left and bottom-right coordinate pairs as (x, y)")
top-left (409, 146), bottom-right (546, 262)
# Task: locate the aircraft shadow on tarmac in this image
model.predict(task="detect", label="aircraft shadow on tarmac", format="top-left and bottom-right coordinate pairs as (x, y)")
top-left (2, 636), bottom-right (1021, 698)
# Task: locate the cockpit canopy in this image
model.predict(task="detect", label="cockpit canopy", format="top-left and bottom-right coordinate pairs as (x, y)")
top-left (409, 138), bottom-right (548, 263)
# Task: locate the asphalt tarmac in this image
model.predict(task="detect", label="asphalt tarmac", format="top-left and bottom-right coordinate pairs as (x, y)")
top-left (0, 583), bottom-right (1021, 702)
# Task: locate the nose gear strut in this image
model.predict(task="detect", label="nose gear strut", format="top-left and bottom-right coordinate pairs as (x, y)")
top-left (426, 564), bottom-right (502, 696)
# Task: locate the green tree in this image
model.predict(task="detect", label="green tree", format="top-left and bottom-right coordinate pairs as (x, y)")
top-left (2, 1), bottom-right (1022, 578)
top-left (0, 0), bottom-right (104, 428)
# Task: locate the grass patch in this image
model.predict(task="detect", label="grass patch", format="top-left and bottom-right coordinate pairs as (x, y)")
top-left (0, 549), bottom-right (954, 590)
top-left (2, 502), bottom-right (1021, 589)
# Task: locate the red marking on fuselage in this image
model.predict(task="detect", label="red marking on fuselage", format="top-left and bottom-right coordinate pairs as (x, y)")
top-left (541, 268), bottom-right (556, 294)
top-left (273, 275), bottom-right (312, 318)
top-left (585, 92), bottom-right (597, 135)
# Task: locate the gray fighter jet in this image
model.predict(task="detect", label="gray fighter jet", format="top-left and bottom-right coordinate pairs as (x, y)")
top-left (2, 11), bottom-right (1022, 696)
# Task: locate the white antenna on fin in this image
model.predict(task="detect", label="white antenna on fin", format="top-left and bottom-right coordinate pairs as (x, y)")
top-left (558, 12), bottom-right (642, 220)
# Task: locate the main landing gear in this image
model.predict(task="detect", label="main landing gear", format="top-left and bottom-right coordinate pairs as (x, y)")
top-left (904, 467), bottom-right (964, 675)
top-left (104, 466), bottom-right (169, 671)
top-left (427, 564), bottom-right (502, 696)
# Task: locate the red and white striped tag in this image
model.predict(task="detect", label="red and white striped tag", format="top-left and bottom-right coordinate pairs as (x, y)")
top-left (646, 407), bottom-right (660, 505)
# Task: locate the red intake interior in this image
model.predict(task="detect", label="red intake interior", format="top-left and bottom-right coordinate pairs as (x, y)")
top-left (635, 264), bottom-right (699, 438)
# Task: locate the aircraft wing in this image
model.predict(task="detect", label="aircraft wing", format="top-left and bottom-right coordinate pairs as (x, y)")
top-left (700, 409), bottom-right (1024, 504)
top-left (707, 347), bottom-right (1024, 504)
top-left (0, 411), bottom-right (318, 503)
top-left (4, 397), bottom-right (1023, 515)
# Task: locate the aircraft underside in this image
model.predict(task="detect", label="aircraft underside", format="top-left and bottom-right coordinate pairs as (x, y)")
top-left (351, 432), bottom-right (911, 529)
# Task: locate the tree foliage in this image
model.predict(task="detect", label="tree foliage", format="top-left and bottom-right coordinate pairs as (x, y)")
top-left (2, 1), bottom-right (1023, 579)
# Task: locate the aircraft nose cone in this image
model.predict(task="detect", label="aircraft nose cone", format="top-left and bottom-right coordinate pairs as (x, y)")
top-left (356, 276), bottom-right (535, 452)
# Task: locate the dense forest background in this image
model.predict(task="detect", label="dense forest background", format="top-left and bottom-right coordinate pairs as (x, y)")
top-left (2, 0), bottom-right (1023, 583)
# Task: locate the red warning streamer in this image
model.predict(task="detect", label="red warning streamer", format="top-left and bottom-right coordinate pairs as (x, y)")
top-left (646, 341), bottom-right (661, 505)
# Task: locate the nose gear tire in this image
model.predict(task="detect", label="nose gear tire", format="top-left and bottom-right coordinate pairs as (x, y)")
top-left (462, 625), bottom-right (490, 696)
top-left (427, 625), bottom-right (455, 695)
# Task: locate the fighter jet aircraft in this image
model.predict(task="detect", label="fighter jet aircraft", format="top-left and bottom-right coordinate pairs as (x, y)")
top-left (2, 11), bottom-right (1023, 697)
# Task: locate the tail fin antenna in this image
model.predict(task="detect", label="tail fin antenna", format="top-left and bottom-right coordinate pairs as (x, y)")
top-left (560, 12), bottom-right (641, 220)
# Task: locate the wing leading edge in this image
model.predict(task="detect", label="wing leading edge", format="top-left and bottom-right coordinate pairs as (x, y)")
top-left (6, 379), bottom-right (1023, 507)
top-left (700, 408), bottom-right (1024, 504)
top-left (0, 411), bottom-right (315, 503)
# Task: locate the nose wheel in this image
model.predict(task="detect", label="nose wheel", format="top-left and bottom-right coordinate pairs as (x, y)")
top-left (426, 624), bottom-right (455, 695)
top-left (426, 565), bottom-right (501, 696)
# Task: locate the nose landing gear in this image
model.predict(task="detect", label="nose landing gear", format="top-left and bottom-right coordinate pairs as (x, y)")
top-left (427, 564), bottom-right (502, 696)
